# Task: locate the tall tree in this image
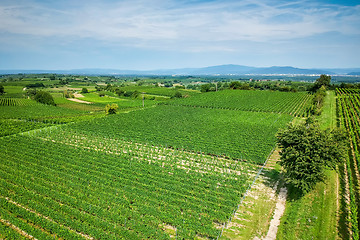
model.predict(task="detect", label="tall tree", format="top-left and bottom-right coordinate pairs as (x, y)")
top-left (277, 121), bottom-right (347, 193)
top-left (311, 74), bottom-right (331, 92)
top-left (34, 91), bottom-right (56, 106)
top-left (0, 84), bottom-right (4, 94)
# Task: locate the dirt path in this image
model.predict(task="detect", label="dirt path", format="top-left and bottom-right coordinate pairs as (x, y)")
top-left (73, 93), bottom-right (84, 98)
top-left (67, 98), bottom-right (93, 104)
top-left (220, 149), bottom-right (283, 240)
top-left (263, 187), bottom-right (287, 240)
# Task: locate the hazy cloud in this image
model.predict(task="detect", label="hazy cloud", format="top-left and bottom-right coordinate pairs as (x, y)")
top-left (1, 0), bottom-right (359, 45)
top-left (0, 0), bottom-right (359, 69)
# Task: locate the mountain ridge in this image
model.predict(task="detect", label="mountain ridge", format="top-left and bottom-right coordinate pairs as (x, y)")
top-left (1, 64), bottom-right (359, 75)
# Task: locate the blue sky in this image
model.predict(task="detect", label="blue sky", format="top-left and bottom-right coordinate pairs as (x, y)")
top-left (0, 0), bottom-right (359, 70)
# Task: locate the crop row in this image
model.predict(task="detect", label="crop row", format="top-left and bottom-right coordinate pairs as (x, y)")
top-left (33, 127), bottom-right (255, 177)
top-left (0, 103), bottom-right (103, 124)
top-left (336, 88), bottom-right (360, 238)
top-left (0, 98), bottom-right (38, 107)
top-left (65, 105), bottom-right (292, 164)
top-left (163, 90), bottom-right (313, 117)
top-left (0, 134), bottom-right (255, 239)
top-left (0, 119), bottom-right (52, 137)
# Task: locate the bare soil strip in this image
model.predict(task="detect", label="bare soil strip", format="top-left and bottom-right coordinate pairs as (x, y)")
top-left (263, 187), bottom-right (287, 240)
top-left (73, 93), bottom-right (85, 98)
top-left (0, 217), bottom-right (36, 239)
top-left (67, 98), bottom-right (93, 104)
top-left (220, 149), bottom-right (282, 240)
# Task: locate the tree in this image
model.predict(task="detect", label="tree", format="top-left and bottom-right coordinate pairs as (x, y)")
top-left (105, 103), bottom-right (118, 114)
top-left (115, 88), bottom-right (125, 96)
top-left (200, 84), bottom-right (211, 92)
top-left (277, 121), bottom-right (347, 193)
top-left (34, 91), bottom-right (56, 106)
top-left (0, 84), bottom-right (4, 94)
top-left (81, 87), bottom-right (89, 94)
top-left (311, 74), bottom-right (331, 92)
top-left (174, 91), bottom-right (183, 98)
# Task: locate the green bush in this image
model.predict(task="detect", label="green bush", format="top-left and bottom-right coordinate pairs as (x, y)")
top-left (34, 91), bottom-right (56, 106)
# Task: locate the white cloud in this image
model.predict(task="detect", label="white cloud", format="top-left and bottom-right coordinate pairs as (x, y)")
top-left (0, 0), bottom-right (359, 52)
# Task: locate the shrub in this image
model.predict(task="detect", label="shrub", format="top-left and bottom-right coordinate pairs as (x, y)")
top-left (34, 91), bottom-right (56, 106)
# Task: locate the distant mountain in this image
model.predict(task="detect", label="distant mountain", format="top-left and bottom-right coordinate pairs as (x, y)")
top-left (250, 66), bottom-right (334, 75)
top-left (347, 72), bottom-right (360, 76)
top-left (0, 64), bottom-right (359, 75)
top-left (186, 64), bottom-right (257, 75)
top-left (164, 65), bottom-right (335, 75)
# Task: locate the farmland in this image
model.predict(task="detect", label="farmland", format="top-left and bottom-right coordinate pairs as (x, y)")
top-left (337, 88), bottom-right (360, 238)
top-left (1, 75), bottom-right (352, 239)
top-left (164, 90), bottom-right (313, 117)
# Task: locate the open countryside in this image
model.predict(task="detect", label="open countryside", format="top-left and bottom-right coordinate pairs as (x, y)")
top-left (0, 74), bottom-right (360, 239)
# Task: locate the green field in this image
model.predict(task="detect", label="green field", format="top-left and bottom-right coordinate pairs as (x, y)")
top-left (165, 90), bottom-right (313, 117)
top-left (0, 82), bottom-right (316, 239)
top-left (68, 105), bottom-right (292, 163)
top-left (336, 88), bottom-right (360, 238)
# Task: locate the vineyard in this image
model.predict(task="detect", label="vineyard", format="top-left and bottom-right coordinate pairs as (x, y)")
top-left (0, 119), bottom-right (52, 137)
top-left (164, 90), bottom-right (313, 117)
top-left (0, 89), bottom-right (309, 239)
top-left (68, 105), bottom-right (293, 163)
top-left (336, 88), bottom-right (360, 238)
top-left (0, 98), bottom-right (38, 107)
top-left (0, 133), bottom-right (257, 239)
top-left (0, 104), bottom-right (102, 124)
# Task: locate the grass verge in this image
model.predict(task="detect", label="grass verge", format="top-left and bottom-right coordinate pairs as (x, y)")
top-left (276, 90), bottom-right (339, 239)
top-left (220, 149), bottom-right (282, 240)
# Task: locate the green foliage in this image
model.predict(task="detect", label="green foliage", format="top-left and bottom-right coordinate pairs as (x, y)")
top-left (173, 91), bottom-right (182, 98)
top-left (0, 98), bottom-right (37, 106)
top-left (0, 84), bottom-right (4, 94)
top-left (277, 121), bottom-right (347, 193)
top-left (0, 103), bottom-right (95, 123)
top-left (81, 87), bottom-right (89, 93)
top-left (25, 82), bottom-right (45, 88)
top-left (336, 88), bottom-right (360, 239)
top-left (72, 105), bottom-right (292, 163)
top-left (34, 91), bottom-right (56, 106)
top-left (0, 119), bottom-right (52, 137)
top-left (200, 83), bottom-right (211, 92)
top-left (165, 90), bottom-right (313, 117)
top-left (0, 133), bottom-right (255, 239)
top-left (311, 74), bottom-right (331, 92)
top-left (311, 86), bottom-right (327, 115)
top-left (115, 88), bottom-right (124, 96)
top-left (230, 81), bottom-right (251, 90)
top-left (105, 103), bottom-right (118, 114)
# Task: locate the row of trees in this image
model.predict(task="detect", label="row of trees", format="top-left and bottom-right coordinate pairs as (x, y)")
top-left (278, 74), bottom-right (348, 193)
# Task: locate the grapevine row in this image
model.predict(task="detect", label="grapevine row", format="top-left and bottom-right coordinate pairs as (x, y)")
top-left (0, 134), bottom-right (256, 239)
top-left (164, 90), bottom-right (313, 117)
top-left (336, 88), bottom-right (360, 239)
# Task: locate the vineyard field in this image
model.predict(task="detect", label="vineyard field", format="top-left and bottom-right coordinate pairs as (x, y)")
top-left (165, 90), bottom-right (312, 117)
top-left (0, 89), bottom-right (308, 239)
top-left (0, 98), bottom-right (38, 107)
top-left (336, 88), bottom-right (360, 237)
top-left (0, 119), bottom-right (52, 137)
top-left (0, 133), bottom-right (257, 239)
top-left (0, 104), bottom-right (102, 124)
top-left (68, 105), bottom-right (293, 163)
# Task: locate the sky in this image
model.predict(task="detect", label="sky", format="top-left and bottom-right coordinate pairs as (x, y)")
top-left (0, 0), bottom-right (359, 70)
